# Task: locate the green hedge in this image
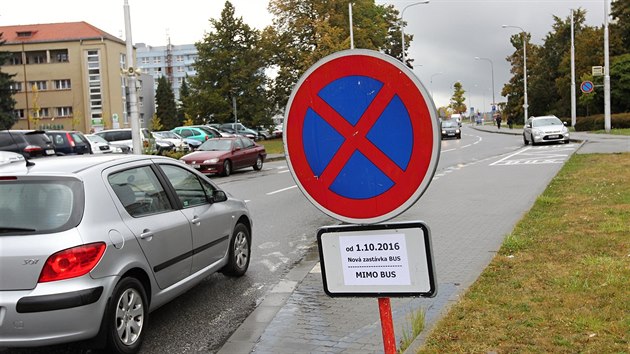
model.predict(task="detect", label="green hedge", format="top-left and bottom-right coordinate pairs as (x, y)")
top-left (573, 113), bottom-right (630, 131)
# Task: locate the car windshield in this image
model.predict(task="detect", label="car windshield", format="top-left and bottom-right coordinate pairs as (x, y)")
top-left (442, 121), bottom-right (458, 128)
top-left (199, 139), bottom-right (233, 151)
top-left (86, 134), bottom-right (108, 144)
top-left (532, 117), bottom-right (562, 127)
top-left (155, 131), bottom-right (179, 139)
top-left (0, 178), bottom-right (82, 234)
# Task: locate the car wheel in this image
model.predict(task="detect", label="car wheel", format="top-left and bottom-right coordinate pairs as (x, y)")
top-left (222, 160), bottom-right (232, 177)
top-left (457, 134), bottom-right (461, 139)
top-left (104, 277), bottom-right (147, 354)
top-left (253, 155), bottom-right (263, 171)
top-left (523, 134), bottom-right (529, 145)
top-left (530, 134), bottom-right (537, 146)
top-left (221, 223), bottom-right (251, 277)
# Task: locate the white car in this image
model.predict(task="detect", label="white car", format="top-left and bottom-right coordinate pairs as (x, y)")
top-left (152, 131), bottom-right (190, 152)
top-left (523, 115), bottom-right (570, 145)
top-left (85, 134), bottom-right (129, 154)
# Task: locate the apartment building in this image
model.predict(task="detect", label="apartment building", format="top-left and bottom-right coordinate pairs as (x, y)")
top-left (136, 42), bottom-right (197, 101)
top-left (0, 22), bottom-right (152, 132)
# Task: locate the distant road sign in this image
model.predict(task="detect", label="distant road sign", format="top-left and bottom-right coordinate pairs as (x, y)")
top-left (592, 66), bottom-right (604, 76)
top-left (581, 81), bottom-right (594, 94)
top-left (284, 49), bottom-right (440, 224)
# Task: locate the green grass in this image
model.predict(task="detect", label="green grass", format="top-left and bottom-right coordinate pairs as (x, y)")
top-left (399, 309), bottom-right (426, 353)
top-left (592, 128), bottom-right (630, 136)
top-left (259, 138), bottom-right (284, 154)
top-left (418, 153), bottom-right (630, 353)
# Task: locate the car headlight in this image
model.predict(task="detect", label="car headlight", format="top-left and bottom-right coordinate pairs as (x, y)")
top-left (204, 158), bottom-right (220, 164)
top-left (456, 129), bottom-right (460, 133)
top-left (441, 130), bottom-right (446, 134)
top-left (533, 129), bottom-right (542, 137)
top-left (112, 146), bottom-right (122, 153)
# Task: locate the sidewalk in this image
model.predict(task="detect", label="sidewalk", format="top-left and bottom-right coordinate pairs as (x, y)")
top-left (219, 125), bottom-right (628, 354)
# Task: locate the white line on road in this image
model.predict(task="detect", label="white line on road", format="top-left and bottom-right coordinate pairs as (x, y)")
top-left (490, 147), bottom-right (532, 166)
top-left (266, 185), bottom-right (297, 195)
top-left (278, 170), bottom-right (290, 174)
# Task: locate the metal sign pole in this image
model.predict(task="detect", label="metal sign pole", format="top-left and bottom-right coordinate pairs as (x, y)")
top-left (378, 297), bottom-right (396, 354)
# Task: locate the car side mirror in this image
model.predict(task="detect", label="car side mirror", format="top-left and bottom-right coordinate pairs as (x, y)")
top-left (210, 190), bottom-right (228, 203)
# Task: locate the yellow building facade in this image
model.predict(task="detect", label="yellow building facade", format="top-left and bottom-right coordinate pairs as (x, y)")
top-left (1, 22), bottom-right (135, 132)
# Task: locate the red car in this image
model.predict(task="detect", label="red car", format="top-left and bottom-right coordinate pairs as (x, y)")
top-left (180, 137), bottom-right (266, 176)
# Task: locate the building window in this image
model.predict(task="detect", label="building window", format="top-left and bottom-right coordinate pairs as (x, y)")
top-left (9, 53), bottom-right (22, 65)
top-left (51, 49), bottom-right (69, 63)
top-left (13, 109), bottom-right (25, 119)
top-left (35, 108), bottom-right (50, 118)
top-left (53, 79), bottom-right (71, 90)
top-left (176, 55), bottom-right (184, 62)
top-left (10, 82), bottom-right (22, 92)
top-left (33, 55), bottom-right (46, 64)
top-left (29, 81), bottom-right (47, 91)
top-left (153, 56), bottom-right (161, 64)
top-left (56, 107), bottom-right (73, 117)
top-left (16, 31), bottom-right (34, 38)
top-left (141, 57), bottom-right (150, 64)
top-left (177, 66), bottom-right (184, 73)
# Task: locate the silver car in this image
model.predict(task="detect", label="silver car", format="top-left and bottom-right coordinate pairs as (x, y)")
top-left (0, 154), bottom-right (252, 353)
top-left (523, 115), bottom-right (570, 145)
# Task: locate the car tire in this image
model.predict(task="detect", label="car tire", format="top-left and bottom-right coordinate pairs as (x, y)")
top-left (457, 134), bottom-right (461, 139)
top-left (523, 134), bottom-right (529, 145)
top-left (530, 134), bottom-right (537, 146)
top-left (253, 156), bottom-right (263, 171)
top-left (104, 277), bottom-right (147, 354)
top-left (222, 160), bottom-right (232, 177)
top-left (221, 223), bottom-right (251, 277)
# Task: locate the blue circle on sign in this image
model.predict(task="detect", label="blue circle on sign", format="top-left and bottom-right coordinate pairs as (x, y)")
top-left (302, 75), bottom-right (413, 199)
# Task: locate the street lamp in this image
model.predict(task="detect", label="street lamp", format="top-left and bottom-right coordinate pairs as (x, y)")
top-left (502, 25), bottom-right (528, 122)
top-left (474, 57), bottom-right (495, 112)
top-left (400, 0), bottom-right (430, 66)
top-left (430, 72), bottom-right (443, 100)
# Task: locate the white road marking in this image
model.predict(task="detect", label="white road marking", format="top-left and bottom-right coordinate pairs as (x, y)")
top-left (278, 170), bottom-right (290, 174)
top-left (266, 185), bottom-right (297, 195)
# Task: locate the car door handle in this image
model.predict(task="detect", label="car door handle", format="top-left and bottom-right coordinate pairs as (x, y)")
top-left (140, 229), bottom-right (154, 239)
top-left (191, 216), bottom-right (201, 226)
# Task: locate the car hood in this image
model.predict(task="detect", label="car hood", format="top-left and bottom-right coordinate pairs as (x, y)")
top-left (536, 126), bottom-right (565, 134)
top-left (181, 150), bottom-right (230, 162)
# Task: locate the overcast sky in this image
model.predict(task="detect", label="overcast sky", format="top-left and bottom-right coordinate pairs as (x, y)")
top-left (1, 0), bottom-right (608, 113)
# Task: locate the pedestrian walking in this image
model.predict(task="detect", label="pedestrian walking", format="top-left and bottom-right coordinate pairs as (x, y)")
top-left (507, 117), bottom-right (513, 129)
top-left (496, 114), bottom-right (502, 129)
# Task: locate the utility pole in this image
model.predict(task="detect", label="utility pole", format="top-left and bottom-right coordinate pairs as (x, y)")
top-left (570, 9), bottom-right (576, 128)
top-left (603, 0), bottom-right (611, 132)
top-left (124, 0), bottom-right (142, 154)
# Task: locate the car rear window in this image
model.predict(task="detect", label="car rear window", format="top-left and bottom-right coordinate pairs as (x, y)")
top-left (24, 132), bottom-right (53, 146)
top-left (0, 178), bottom-right (83, 235)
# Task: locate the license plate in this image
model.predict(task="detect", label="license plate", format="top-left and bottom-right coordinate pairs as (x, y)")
top-left (547, 135), bottom-right (559, 139)
top-left (46, 149), bottom-right (55, 155)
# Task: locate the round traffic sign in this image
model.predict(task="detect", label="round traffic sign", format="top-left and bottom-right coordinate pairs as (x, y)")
top-left (284, 49), bottom-right (440, 224)
top-left (580, 81), bottom-right (594, 94)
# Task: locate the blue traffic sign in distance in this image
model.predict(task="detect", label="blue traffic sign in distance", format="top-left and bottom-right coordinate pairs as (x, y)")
top-left (284, 49), bottom-right (440, 224)
top-left (581, 81), bottom-right (594, 93)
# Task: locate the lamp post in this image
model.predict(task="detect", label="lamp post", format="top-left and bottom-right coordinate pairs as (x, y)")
top-left (430, 72), bottom-right (443, 100)
top-left (400, 0), bottom-right (430, 66)
top-left (502, 25), bottom-right (528, 122)
top-left (474, 57), bottom-right (495, 112)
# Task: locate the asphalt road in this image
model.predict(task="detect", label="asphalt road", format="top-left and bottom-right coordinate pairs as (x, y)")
top-left (2, 125), bottom-right (579, 353)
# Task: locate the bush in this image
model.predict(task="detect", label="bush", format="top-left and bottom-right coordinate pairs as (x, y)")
top-left (574, 113), bottom-right (630, 131)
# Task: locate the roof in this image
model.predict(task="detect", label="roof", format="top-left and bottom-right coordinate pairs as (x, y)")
top-left (0, 154), bottom-right (166, 176)
top-left (0, 22), bottom-right (125, 45)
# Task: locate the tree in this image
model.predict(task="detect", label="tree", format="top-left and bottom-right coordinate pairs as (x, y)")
top-left (155, 76), bottom-right (178, 129)
top-left (610, 53), bottom-right (630, 113)
top-left (177, 75), bottom-right (194, 123)
top-left (266, 0), bottom-right (404, 112)
top-left (0, 34), bottom-right (17, 130)
top-left (449, 82), bottom-right (467, 115)
top-left (611, 0), bottom-right (630, 51)
top-left (502, 32), bottom-right (537, 124)
top-left (190, 1), bottom-right (271, 128)
top-left (151, 113), bottom-right (163, 131)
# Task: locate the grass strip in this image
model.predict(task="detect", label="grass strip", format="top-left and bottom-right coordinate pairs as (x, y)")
top-left (418, 153), bottom-right (630, 353)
